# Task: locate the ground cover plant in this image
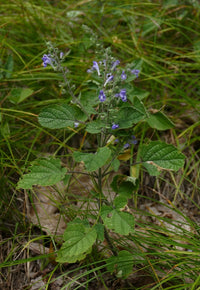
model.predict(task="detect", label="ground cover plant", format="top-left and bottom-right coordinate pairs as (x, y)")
top-left (0, 0), bottom-right (200, 289)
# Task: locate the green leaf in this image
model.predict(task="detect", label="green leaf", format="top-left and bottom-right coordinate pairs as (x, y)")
top-left (38, 103), bottom-right (87, 129)
top-left (111, 158), bottom-right (120, 172)
top-left (114, 196), bottom-right (128, 210)
top-left (73, 146), bottom-right (111, 172)
top-left (101, 205), bottom-right (113, 220)
top-left (86, 120), bottom-right (105, 134)
top-left (0, 60), bottom-right (4, 80)
top-left (94, 223), bottom-right (104, 242)
top-left (121, 84), bottom-right (149, 102)
top-left (140, 141), bottom-right (185, 176)
top-left (80, 91), bottom-right (97, 114)
top-left (128, 86), bottom-right (149, 101)
top-left (101, 207), bottom-right (134, 235)
top-left (1, 122), bottom-right (10, 138)
top-left (107, 250), bottom-right (134, 278)
top-left (126, 59), bottom-right (143, 82)
top-left (56, 223), bottom-right (97, 263)
top-left (17, 158), bottom-right (67, 189)
top-left (111, 175), bottom-right (135, 198)
top-left (8, 88), bottom-right (34, 104)
top-left (66, 10), bottom-right (83, 18)
top-left (147, 111), bottom-right (175, 130)
top-left (115, 98), bottom-right (147, 129)
top-left (5, 55), bottom-right (14, 78)
top-left (142, 18), bottom-right (162, 37)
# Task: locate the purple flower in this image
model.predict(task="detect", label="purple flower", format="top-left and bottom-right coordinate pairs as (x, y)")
top-left (111, 60), bottom-right (120, 71)
top-left (112, 123), bottom-right (119, 129)
top-left (74, 122), bottom-right (79, 128)
top-left (123, 136), bottom-right (137, 149)
top-left (60, 52), bottom-right (64, 59)
top-left (119, 89), bottom-right (127, 102)
top-left (104, 74), bottom-right (114, 87)
top-left (99, 90), bottom-right (106, 102)
top-left (87, 68), bottom-right (93, 73)
top-left (131, 69), bottom-right (140, 78)
top-left (121, 71), bottom-right (127, 80)
top-left (42, 54), bottom-right (54, 67)
top-left (130, 135), bottom-right (138, 145)
top-left (93, 61), bottom-right (101, 76)
top-left (123, 143), bottom-right (130, 149)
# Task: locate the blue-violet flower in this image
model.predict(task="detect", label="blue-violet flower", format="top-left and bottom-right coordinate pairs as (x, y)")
top-left (93, 61), bottom-right (101, 76)
top-left (130, 135), bottom-right (138, 145)
top-left (121, 71), bottom-right (127, 80)
top-left (112, 123), bottom-right (119, 129)
top-left (123, 143), bottom-right (130, 149)
top-left (74, 122), bottom-right (79, 128)
top-left (99, 90), bottom-right (106, 102)
top-left (104, 74), bottom-right (114, 87)
top-left (131, 69), bottom-right (140, 78)
top-left (42, 54), bottom-right (54, 68)
top-left (119, 89), bottom-right (127, 102)
top-left (111, 60), bottom-right (120, 71)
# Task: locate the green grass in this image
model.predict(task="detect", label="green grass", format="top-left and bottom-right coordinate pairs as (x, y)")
top-left (1, 0), bottom-right (200, 289)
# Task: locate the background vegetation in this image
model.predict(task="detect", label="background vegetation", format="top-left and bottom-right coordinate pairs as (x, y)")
top-left (0, 0), bottom-right (200, 289)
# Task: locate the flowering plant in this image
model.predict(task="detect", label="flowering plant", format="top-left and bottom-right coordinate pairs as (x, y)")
top-left (17, 43), bottom-right (185, 275)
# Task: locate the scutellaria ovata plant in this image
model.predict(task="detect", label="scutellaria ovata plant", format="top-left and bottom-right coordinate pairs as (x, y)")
top-left (18, 42), bottom-right (185, 277)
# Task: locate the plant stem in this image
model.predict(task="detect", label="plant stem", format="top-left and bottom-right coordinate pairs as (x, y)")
top-left (104, 223), bottom-right (118, 256)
